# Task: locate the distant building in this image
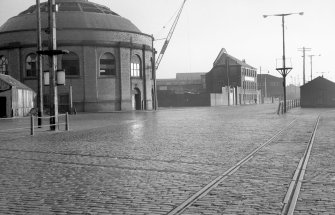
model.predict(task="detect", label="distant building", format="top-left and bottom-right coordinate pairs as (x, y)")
top-left (257, 74), bottom-right (283, 100)
top-left (0, 0), bottom-right (155, 112)
top-left (286, 84), bottom-right (300, 100)
top-left (157, 73), bottom-right (206, 94)
top-left (157, 73), bottom-right (208, 107)
top-left (0, 74), bottom-right (35, 117)
top-left (300, 76), bottom-right (335, 108)
top-left (206, 48), bottom-right (259, 104)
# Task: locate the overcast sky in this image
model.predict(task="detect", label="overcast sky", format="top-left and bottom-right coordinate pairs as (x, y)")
top-left (0, 0), bottom-right (334, 84)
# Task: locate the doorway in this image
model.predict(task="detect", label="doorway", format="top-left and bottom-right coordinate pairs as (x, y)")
top-left (0, 97), bottom-right (6, 117)
top-left (134, 88), bottom-right (141, 110)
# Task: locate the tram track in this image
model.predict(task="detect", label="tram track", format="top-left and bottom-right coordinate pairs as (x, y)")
top-left (281, 115), bottom-right (320, 215)
top-left (167, 119), bottom-right (297, 215)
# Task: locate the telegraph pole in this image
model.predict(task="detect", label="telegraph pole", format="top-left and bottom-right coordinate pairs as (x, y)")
top-left (226, 56), bottom-right (230, 106)
top-left (48, 0), bottom-right (58, 131)
top-left (308, 54), bottom-right (321, 81)
top-left (259, 66), bottom-right (262, 103)
top-left (36, 0), bottom-right (43, 127)
top-left (298, 47), bottom-right (311, 85)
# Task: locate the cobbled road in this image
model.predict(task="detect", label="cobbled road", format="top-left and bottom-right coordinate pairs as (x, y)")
top-left (0, 104), bottom-right (334, 214)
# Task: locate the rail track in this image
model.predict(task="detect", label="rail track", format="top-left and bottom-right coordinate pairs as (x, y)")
top-left (281, 115), bottom-right (320, 215)
top-left (168, 115), bottom-right (321, 215)
top-left (167, 119), bottom-right (297, 215)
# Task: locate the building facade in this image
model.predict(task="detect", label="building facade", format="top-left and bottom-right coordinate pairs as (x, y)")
top-left (301, 76), bottom-right (335, 107)
top-left (0, 74), bottom-right (35, 117)
top-left (257, 74), bottom-right (284, 100)
top-left (157, 73), bottom-right (209, 107)
top-left (0, 0), bottom-right (155, 112)
top-left (206, 48), bottom-right (259, 104)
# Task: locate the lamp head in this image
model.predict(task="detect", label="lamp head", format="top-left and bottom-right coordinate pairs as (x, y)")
top-left (299, 12), bottom-right (304, 15)
top-left (263, 15), bottom-right (268, 18)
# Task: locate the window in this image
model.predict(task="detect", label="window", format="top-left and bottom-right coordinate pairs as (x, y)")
top-left (131, 55), bottom-right (141, 78)
top-left (0, 56), bottom-right (8, 75)
top-left (100, 53), bottom-right (116, 76)
top-left (26, 53), bottom-right (37, 77)
top-left (58, 2), bottom-right (81, 12)
top-left (62, 52), bottom-right (80, 76)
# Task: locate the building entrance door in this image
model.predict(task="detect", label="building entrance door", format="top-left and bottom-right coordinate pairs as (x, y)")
top-left (134, 88), bottom-right (141, 110)
top-left (0, 97), bottom-right (6, 117)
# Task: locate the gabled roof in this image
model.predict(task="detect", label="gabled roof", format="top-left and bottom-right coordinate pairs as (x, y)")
top-left (301, 76), bottom-right (335, 89)
top-left (0, 74), bottom-right (34, 91)
top-left (213, 48), bottom-right (255, 69)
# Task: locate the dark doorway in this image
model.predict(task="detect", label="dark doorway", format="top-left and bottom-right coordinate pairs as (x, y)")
top-left (134, 88), bottom-right (141, 110)
top-left (0, 97), bottom-right (6, 117)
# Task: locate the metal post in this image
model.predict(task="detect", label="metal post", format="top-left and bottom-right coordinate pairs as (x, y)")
top-left (282, 16), bottom-right (287, 113)
top-left (152, 36), bottom-right (157, 110)
top-left (226, 57), bottom-right (230, 106)
top-left (260, 66), bottom-right (262, 103)
top-left (303, 48), bottom-right (305, 84)
top-left (265, 71), bottom-right (267, 98)
top-left (65, 112), bottom-right (69, 131)
top-left (31, 115), bottom-right (34, 135)
top-left (36, 0), bottom-right (43, 128)
top-left (69, 85), bottom-right (73, 114)
top-left (310, 55), bottom-right (313, 81)
top-left (48, 0), bottom-right (58, 131)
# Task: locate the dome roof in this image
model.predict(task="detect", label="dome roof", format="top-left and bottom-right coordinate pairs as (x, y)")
top-left (0, 0), bottom-right (142, 34)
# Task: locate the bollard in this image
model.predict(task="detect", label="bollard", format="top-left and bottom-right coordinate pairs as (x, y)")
top-left (277, 102), bottom-right (281, 114)
top-left (30, 115), bottom-right (34, 135)
top-left (65, 112), bottom-right (69, 131)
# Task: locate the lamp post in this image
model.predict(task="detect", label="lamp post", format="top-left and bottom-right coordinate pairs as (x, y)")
top-left (36, 0), bottom-right (43, 128)
top-left (38, 0), bottom-right (67, 131)
top-left (308, 54), bottom-right (321, 81)
top-left (263, 12), bottom-right (303, 113)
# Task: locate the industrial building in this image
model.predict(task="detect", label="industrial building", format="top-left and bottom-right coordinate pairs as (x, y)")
top-left (206, 48), bottom-right (260, 105)
top-left (0, 0), bottom-right (155, 112)
top-left (300, 76), bottom-right (335, 108)
top-left (157, 73), bottom-right (208, 107)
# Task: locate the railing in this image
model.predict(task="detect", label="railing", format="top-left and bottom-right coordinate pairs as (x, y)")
top-left (30, 113), bottom-right (69, 135)
top-left (0, 113), bottom-right (70, 136)
top-left (277, 99), bottom-right (300, 114)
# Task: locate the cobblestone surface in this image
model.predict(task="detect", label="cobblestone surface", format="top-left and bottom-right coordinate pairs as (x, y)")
top-left (295, 110), bottom-right (335, 215)
top-left (183, 112), bottom-right (320, 215)
top-left (0, 105), bottom-right (334, 214)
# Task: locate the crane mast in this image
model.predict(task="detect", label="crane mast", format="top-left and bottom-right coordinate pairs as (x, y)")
top-left (155, 0), bottom-right (187, 71)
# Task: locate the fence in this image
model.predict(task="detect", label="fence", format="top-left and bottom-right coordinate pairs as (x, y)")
top-left (277, 99), bottom-right (300, 114)
top-left (30, 113), bottom-right (69, 135)
top-left (0, 113), bottom-right (70, 136)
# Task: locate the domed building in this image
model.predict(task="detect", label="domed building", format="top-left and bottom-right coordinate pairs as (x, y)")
top-left (0, 0), bottom-right (156, 112)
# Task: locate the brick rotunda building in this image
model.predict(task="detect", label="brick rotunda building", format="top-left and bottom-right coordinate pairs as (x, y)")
top-left (0, 0), bottom-right (155, 112)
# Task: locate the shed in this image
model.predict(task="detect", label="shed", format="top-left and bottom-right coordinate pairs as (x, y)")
top-left (0, 74), bottom-right (35, 117)
top-left (300, 76), bottom-right (335, 108)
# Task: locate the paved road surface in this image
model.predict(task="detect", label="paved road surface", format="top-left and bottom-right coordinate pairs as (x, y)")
top-left (0, 104), bottom-right (334, 214)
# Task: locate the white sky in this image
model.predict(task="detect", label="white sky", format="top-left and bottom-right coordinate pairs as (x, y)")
top-left (0, 0), bottom-right (334, 84)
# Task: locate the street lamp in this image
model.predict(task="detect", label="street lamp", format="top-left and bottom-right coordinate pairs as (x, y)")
top-left (263, 12), bottom-right (304, 113)
top-left (308, 54), bottom-right (321, 81)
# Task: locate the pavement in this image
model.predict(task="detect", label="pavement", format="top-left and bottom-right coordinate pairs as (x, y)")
top-left (0, 104), bottom-right (334, 214)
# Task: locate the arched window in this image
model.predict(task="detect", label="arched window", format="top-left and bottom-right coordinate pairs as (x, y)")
top-left (26, 53), bottom-right (37, 77)
top-left (62, 52), bottom-right (79, 76)
top-left (0, 55), bottom-right (8, 75)
top-left (100, 53), bottom-right (115, 76)
top-left (131, 55), bottom-right (141, 78)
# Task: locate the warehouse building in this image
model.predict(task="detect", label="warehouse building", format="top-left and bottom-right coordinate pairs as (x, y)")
top-left (301, 76), bottom-right (335, 108)
top-left (206, 48), bottom-right (260, 105)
